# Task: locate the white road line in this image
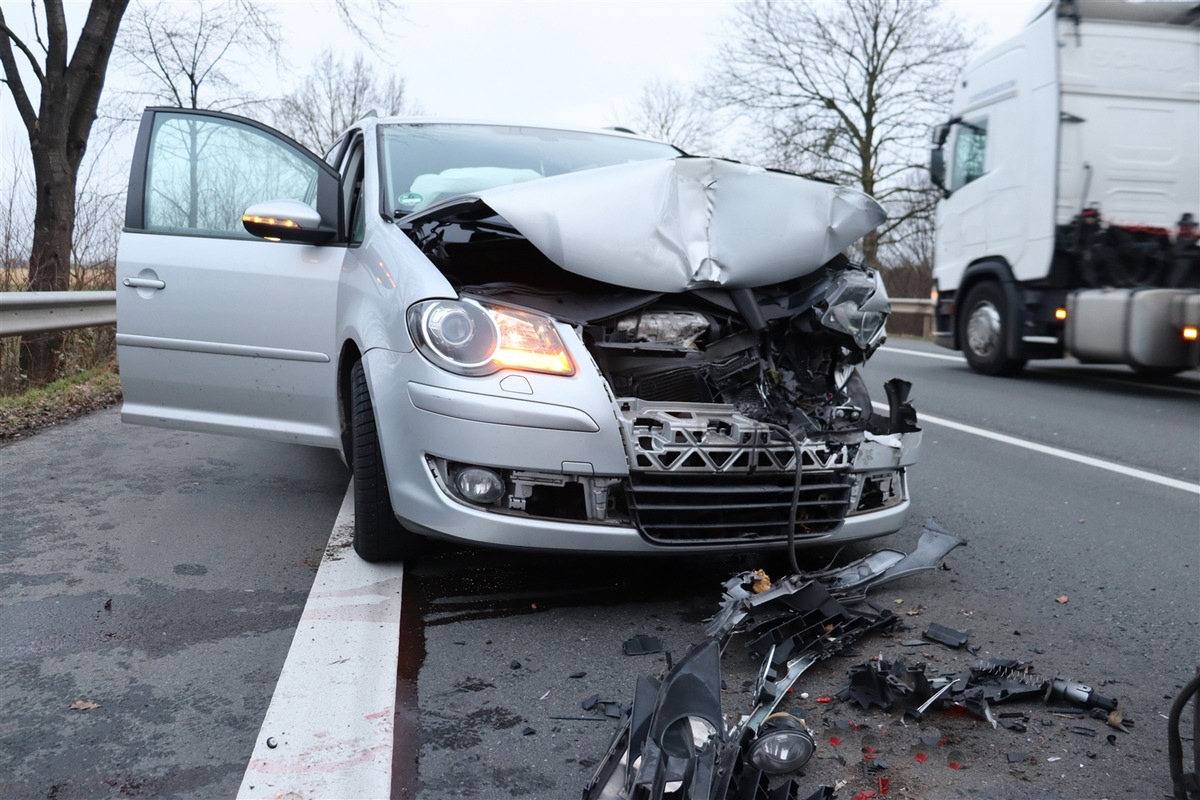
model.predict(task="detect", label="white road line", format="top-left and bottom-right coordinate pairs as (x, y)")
top-left (238, 485), bottom-right (405, 800)
top-left (876, 402), bottom-right (1200, 495)
top-left (880, 345), bottom-right (965, 362)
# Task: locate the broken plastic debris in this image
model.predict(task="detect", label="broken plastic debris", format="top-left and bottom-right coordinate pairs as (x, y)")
top-left (521, 726), bottom-right (536, 736)
top-left (947, 750), bottom-right (966, 769)
top-left (1007, 751), bottom-right (1029, 763)
top-left (569, 671), bottom-right (587, 679)
top-left (622, 634), bottom-right (662, 656)
top-left (924, 622), bottom-right (971, 649)
top-left (1056, 595), bottom-right (1069, 604)
top-left (510, 660), bottom-right (521, 669)
top-left (68, 700), bottom-right (100, 711)
top-left (1047, 756), bottom-right (1062, 762)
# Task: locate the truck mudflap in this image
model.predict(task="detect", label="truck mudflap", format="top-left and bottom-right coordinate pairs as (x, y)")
top-left (1066, 288), bottom-right (1200, 370)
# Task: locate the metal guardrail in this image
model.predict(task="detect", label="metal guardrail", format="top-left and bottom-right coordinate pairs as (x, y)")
top-left (0, 291), bottom-right (118, 337)
top-left (0, 292), bottom-right (933, 338)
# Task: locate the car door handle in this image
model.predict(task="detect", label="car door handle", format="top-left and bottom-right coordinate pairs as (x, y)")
top-left (123, 277), bottom-right (166, 290)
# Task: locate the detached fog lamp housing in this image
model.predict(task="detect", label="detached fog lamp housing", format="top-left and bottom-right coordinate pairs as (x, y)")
top-left (454, 466), bottom-right (505, 504)
top-left (745, 713), bottom-right (815, 774)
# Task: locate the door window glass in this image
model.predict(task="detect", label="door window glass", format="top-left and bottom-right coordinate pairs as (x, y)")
top-left (144, 114), bottom-right (318, 236)
top-left (950, 118), bottom-right (988, 191)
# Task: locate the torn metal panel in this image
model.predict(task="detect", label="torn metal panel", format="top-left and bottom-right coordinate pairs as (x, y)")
top-left (444, 157), bottom-right (887, 293)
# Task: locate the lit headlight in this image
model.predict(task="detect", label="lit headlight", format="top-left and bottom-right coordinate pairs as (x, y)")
top-left (408, 298), bottom-right (575, 376)
top-left (745, 713), bottom-right (815, 775)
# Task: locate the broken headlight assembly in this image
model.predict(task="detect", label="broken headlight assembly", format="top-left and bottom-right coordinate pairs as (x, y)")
top-left (819, 268), bottom-right (890, 352)
top-left (407, 297), bottom-right (575, 376)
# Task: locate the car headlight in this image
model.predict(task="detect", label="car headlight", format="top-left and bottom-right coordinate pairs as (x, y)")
top-left (408, 298), bottom-right (575, 377)
top-left (745, 713), bottom-right (815, 775)
top-left (820, 268), bottom-right (890, 351)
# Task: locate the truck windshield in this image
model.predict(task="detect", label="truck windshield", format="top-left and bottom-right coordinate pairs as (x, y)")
top-left (379, 123), bottom-right (682, 215)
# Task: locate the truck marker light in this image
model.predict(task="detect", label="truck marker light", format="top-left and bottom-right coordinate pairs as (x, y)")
top-left (1055, 308), bottom-right (1068, 321)
top-left (1184, 326), bottom-right (1198, 342)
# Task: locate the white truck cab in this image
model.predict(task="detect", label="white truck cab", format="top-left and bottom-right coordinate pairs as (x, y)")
top-left (930, 0), bottom-right (1199, 375)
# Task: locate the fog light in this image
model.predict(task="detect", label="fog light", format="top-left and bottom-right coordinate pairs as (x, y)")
top-left (746, 713), bottom-right (815, 774)
top-left (454, 467), bottom-right (505, 504)
top-left (1184, 325), bottom-right (1198, 342)
top-left (1055, 307), bottom-right (1068, 321)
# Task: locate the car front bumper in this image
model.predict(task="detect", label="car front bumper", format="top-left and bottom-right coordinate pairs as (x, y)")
top-left (364, 345), bottom-right (921, 554)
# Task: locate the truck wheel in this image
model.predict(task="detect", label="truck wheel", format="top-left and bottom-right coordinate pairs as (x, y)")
top-left (349, 360), bottom-right (424, 562)
top-left (960, 283), bottom-right (1027, 376)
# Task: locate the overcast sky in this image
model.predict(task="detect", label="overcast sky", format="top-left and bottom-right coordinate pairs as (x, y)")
top-left (1, 0), bottom-right (1043, 175)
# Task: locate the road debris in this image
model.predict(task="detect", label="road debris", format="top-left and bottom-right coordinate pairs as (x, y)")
top-left (621, 634), bottom-right (662, 656)
top-left (583, 522), bottom-right (963, 799)
top-left (923, 622), bottom-right (971, 649)
top-left (68, 700), bottom-right (100, 711)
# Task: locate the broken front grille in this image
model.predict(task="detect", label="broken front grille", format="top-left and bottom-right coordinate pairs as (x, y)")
top-left (615, 400), bottom-right (855, 543)
top-left (626, 471), bottom-right (853, 544)
top-left (616, 400), bottom-right (853, 473)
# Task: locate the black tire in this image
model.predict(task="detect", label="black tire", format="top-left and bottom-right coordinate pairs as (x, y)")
top-left (959, 282), bottom-right (1027, 376)
top-left (349, 360), bottom-right (423, 562)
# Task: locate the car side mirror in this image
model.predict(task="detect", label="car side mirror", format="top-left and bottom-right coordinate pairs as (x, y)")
top-left (242, 199), bottom-right (336, 244)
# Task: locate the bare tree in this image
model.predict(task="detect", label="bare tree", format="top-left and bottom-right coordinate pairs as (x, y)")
top-left (708, 0), bottom-right (973, 266)
top-left (621, 80), bottom-right (714, 154)
top-left (0, 0), bottom-right (128, 385)
top-left (114, 0), bottom-right (280, 113)
top-left (272, 48), bottom-right (417, 154)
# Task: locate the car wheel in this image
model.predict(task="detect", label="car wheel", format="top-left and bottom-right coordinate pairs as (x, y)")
top-left (960, 282), bottom-right (1027, 376)
top-left (349, 359), bottom-right (423, 562)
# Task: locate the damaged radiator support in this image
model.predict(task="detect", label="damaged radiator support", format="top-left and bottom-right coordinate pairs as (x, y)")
top-left (582, 520), bottom-right (963, 800)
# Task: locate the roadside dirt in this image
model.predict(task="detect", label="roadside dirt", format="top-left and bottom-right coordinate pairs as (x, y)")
top-left (0, 370), bottom-right (122, 445)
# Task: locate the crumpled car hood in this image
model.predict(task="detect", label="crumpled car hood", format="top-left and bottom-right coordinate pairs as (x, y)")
top-left (402, 157), bottom-right (886, 293)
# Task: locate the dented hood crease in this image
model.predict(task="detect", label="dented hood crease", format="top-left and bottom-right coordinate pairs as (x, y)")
top-left (405, 157), bottom-right (887, 293)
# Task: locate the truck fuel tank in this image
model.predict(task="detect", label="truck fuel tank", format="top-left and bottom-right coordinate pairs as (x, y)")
top-left (1066, 288), bottom-right (1200, 371)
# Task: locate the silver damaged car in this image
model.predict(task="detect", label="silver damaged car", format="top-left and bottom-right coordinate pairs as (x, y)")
top-left (116, 108), bottom-right (921, 561)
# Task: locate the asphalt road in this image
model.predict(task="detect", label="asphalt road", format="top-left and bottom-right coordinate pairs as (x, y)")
top-left (2, 341), bottom-right (1197, 799)
top-left (0, 412), bottom-right (348, 799)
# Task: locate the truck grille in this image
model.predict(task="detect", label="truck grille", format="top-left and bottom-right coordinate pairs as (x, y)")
top-left (626, 471), bottom-right (853, 545)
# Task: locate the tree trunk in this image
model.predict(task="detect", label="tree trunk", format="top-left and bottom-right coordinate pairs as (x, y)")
top-left (2, 0), bottom-right (129, 388)
top-left (18, 106), bottom-right (79, 385)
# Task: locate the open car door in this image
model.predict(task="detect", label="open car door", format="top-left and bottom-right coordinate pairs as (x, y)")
top-left (117, 108), bottom-right (345, 448)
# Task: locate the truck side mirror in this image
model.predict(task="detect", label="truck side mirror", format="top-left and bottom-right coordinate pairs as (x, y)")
top-left (929, 122), bottom-right (953, 196)
top-left (929, 147), bottom-right (947, 192)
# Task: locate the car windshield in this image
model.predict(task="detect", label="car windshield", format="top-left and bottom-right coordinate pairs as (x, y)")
top-left (379, 123), bottom-right (681, 215)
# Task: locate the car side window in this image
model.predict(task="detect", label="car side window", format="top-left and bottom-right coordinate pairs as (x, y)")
top-left (950, 117), bottom-right (987, 191)
top-left (144, 113), bottom-right (319, 237)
